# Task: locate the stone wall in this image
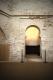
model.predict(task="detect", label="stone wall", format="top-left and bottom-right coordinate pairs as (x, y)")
top-left (0, 0), bottom-right (53, 62)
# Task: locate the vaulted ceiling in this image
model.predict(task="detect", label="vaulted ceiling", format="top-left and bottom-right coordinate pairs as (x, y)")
top-left (0, 0), bottom-right (53, 15)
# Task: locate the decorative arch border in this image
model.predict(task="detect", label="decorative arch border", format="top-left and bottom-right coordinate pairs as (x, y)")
top-left (24, 25), bottom-right (42, 60)
top-left (26, 25), bottom-right (40, 32)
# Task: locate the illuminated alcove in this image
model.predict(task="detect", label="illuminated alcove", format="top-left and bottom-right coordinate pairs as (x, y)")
top-left (25, 25), bottom-right (41, 56)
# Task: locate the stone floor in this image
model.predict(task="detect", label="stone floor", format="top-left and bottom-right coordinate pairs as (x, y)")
top-left (0, 54), bottom-right (53, 80)
top-left (0, 62), bottom-right (53, 80)
top-left (25, 54), bottom-right (42, 62)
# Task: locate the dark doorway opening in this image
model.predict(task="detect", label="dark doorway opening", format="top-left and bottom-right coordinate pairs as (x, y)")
top-left (25, 45), bottom-right (40, 56)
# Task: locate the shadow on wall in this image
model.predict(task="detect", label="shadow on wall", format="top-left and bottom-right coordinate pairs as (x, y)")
top-left (0, 44), bottom-right (10, 61)
top-left (0, 27), bottom-right (10, 61)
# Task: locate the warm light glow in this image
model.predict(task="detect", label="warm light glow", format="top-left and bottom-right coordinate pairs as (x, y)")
top-left (26, 27), bottom-right (40, 41)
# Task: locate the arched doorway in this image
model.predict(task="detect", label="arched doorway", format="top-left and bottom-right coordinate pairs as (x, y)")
top-left (25, 25), bottom-right (41, 57)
